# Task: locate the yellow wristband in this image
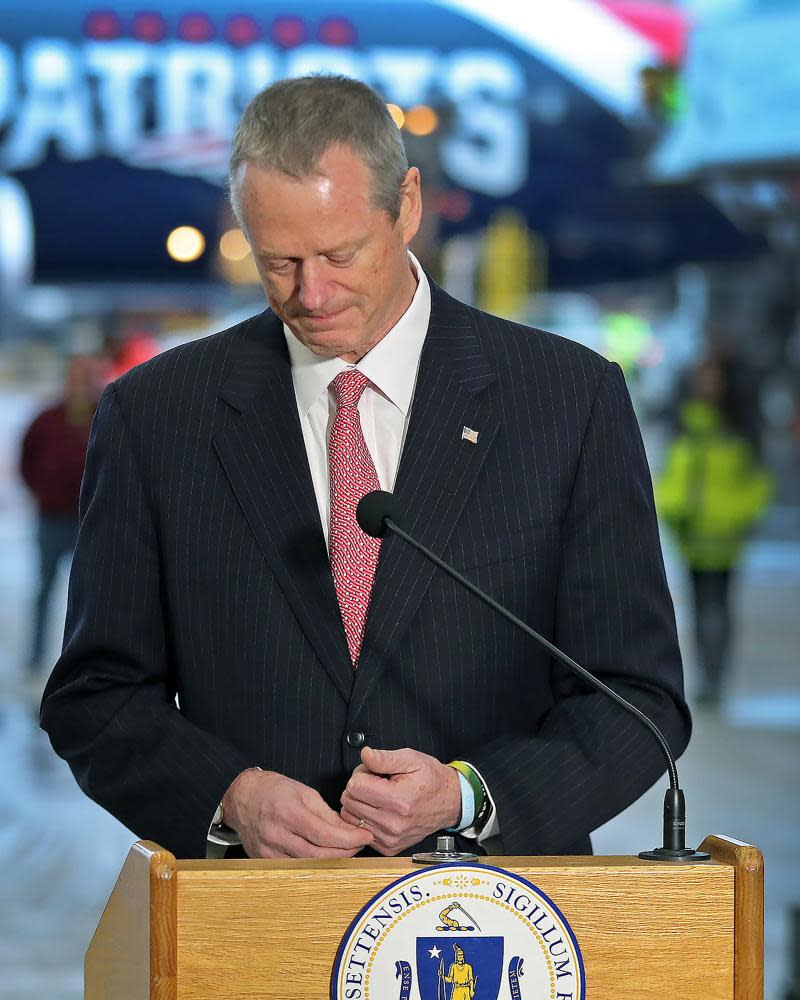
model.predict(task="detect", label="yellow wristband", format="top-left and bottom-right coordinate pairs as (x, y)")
top-left (447, 760), bottom-right (485, 817)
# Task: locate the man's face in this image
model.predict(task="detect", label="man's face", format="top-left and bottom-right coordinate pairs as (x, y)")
top-left (233, 144), bottom-right (422, 363)
top-left (66, 356), bottom-right (104, 404)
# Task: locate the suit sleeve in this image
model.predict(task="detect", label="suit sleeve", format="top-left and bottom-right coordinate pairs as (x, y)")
top-left (469, 361), bottom-right (691, 855)
top-left (40, 383), bottom-right (256, 858)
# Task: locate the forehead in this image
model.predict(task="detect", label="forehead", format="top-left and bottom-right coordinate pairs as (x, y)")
top-left (234, 147), bottom-right (383, 257)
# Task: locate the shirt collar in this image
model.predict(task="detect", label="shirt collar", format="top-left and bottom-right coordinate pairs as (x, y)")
top-left (283, 251), bottom-right (431, 417)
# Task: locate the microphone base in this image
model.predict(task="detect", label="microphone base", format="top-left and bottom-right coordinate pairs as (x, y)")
top-left (412, 835), bottom-right (479, 865)
top-left (638, 847), bottom-right (712, 863)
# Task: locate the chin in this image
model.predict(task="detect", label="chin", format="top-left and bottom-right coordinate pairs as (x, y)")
top-left (305, 329), bottom-right (364, 357)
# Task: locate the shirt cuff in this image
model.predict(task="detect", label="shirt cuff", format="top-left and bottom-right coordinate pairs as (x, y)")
top-left (456, 760), bottom-right (500, 844)
top-left (207, 766), bottom-right (264, 856)
top-left (207, 823), bottom-right (242, 847)
top-left (446, 769), bottom-right (475, 832)
top-left (207, 814), bottom-right (242, 858)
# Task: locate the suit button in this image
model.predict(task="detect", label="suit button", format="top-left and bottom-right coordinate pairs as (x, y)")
top-left (346, 730), bottom-right (366, 748)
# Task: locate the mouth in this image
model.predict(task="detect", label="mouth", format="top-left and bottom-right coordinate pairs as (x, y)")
top-left (301, 306), bottom-right (350, 325)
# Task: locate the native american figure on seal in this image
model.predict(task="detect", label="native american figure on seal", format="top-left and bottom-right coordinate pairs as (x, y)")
top-left (438, 943), bottom-right (477, 999)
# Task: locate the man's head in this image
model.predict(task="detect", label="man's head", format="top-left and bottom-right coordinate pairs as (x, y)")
top-left (229, 75), bottom-right (422, 363)
top-left (454, 945), bottom-right (465, 965)
top-left (64, 354), bottom-right (104, 406)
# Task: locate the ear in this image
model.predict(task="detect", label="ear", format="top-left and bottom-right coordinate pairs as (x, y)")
top-left (399, 166), bottom-right (422, 246)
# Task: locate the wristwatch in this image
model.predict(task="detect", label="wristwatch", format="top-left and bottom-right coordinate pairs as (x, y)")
top-left (210, 803), bottom-right (241, 846)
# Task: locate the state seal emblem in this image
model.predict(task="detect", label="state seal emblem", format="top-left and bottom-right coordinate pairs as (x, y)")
top-left (331, 864), bottom-right (585, 999)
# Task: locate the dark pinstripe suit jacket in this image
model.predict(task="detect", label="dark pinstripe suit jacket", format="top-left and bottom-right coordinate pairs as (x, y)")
top-left (40, 281), bottom-right (690, 859)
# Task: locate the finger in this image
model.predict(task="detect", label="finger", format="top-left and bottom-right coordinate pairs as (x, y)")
top-left (341, 816), bottom-right (393, 857)
top-left (300, 815), bottom-right (374, 850)
top-left (291, 801), bottom-right (374, 850)
top-left (340, 805), bottom-right (374, 838)
top-left (344, 770), bottom-right (409, 813)
top-left (339, 806), bottom-right (366, 829)
top-left (301, 789), bottom-right (375, 843)
top-left (278, 828), bottom-right (368, 859)
top-left (361, 746), bottom-right (420, 776)
top-left (340, 804), bottom-right (388, 836)
top-left (297, 813), bottom-right (374, 849)
top-left (369, 834), bottom-right (407, 858)
top-left (247, 837), bottom-right (291, 860)
top-left (264, 809), bottom-right (370, 856)
top-left (340, 799), bottom-right (403, 839)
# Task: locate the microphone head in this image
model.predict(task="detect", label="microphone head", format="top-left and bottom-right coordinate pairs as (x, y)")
top-left (357, 490), bottom-right (399, 538)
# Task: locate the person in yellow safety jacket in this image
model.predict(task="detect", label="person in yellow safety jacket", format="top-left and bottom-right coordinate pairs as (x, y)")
top-left (655, 390), bottom-right (772, 706)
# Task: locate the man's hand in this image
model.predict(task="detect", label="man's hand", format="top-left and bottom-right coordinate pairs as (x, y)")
top-left (222, 768), bottom-right (375, 859)
top-left (340, 747), bottom-right (462, 856)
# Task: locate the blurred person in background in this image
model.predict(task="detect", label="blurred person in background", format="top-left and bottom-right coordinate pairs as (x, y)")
top-left (656, 357), bottom-right (773, 707)
top-left (19, 355), bottom-right (104, 675)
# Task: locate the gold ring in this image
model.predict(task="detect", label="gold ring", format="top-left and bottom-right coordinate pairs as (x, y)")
top-left (357, 818), bottom-right (366, 830)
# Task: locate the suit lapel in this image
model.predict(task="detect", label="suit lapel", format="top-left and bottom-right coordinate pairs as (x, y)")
top-left (213, 311), bottom-right (354, 702)
top-left (351, 283), bottom-right (499, 717)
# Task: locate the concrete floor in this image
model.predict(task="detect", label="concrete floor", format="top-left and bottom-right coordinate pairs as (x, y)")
top-left (1, 390), bottom-right (798, 1000)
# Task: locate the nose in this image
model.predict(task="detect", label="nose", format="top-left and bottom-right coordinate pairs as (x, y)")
top-left (297, 259), bottom-right (335, 313)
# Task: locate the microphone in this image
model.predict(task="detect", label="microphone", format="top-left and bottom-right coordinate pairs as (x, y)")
top-left (357, 489), bottom-right (709, 863)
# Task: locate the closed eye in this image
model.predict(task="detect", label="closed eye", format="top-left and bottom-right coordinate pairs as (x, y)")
top-left (327, 251), bottom-right (357, 266)
top-left (266, 259), bottom-right (295, 273)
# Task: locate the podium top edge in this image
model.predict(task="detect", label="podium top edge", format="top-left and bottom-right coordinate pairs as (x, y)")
top-left (172, 854), bottom-right (734, 873)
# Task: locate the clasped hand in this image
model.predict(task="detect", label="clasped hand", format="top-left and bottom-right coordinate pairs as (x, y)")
top-left (221, 747), bottom-right (461, 859)
top-left (222, 768), bottom-right (375, 859)
top-left (339, 746), bottom-right (462, 856)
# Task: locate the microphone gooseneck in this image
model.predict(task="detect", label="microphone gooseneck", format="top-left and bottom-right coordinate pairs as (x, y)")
top-left (356, 490), bottom-right (709, 863)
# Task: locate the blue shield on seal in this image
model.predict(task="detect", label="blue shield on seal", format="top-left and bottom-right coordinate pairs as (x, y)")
top-left (416, 937), bottom-right (503, 1000)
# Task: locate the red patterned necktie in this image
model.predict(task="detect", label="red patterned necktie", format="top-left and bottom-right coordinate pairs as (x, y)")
top-left (328, 369), bottom-right (382, 666)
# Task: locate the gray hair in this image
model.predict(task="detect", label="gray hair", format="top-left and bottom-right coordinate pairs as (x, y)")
top-left (229, 75), bottom-right (409, 221)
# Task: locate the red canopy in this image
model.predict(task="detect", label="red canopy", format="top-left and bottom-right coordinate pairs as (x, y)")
top-left (595, 0), bottom-right (691, 65)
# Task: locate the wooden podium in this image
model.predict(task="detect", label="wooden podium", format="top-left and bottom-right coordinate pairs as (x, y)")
top-left (85, 834), bottom-right (763, 1000)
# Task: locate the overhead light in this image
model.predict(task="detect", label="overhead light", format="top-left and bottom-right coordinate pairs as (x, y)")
top-left (404, 105), bottom-right (438, 136)
top-left (219, 228), bottom-right (250, 262)
top-left (271, 15), bottom-right (307, 48)
top-left (386, 104), bottom-right (405, 129)
top-left (166, 226), bottom-right (205, 262)
top-left (84, 11), bottom-right (122, 41)
top-left (132, 12), bottom-right (168, 43)
top-left (178, 13), bottom-right (215, 43)
top-left (318, 16), bottom-right (356, 46)
top-left (224, 14), bottom-right (262, 47)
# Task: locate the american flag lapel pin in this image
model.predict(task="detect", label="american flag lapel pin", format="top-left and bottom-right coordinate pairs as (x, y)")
top-left (461, 426), bottom-right (479, 445)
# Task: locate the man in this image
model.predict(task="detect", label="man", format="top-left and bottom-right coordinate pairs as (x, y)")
top-left (41, 76), bottom-right (690, 861)
top-left (20, 354), bottom-right (103, 673)
top-left (656, 358), bottom-right (771, 706)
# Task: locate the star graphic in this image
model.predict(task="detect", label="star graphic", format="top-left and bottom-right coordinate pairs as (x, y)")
top-left (428, 946), bottom-right (442, 959)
